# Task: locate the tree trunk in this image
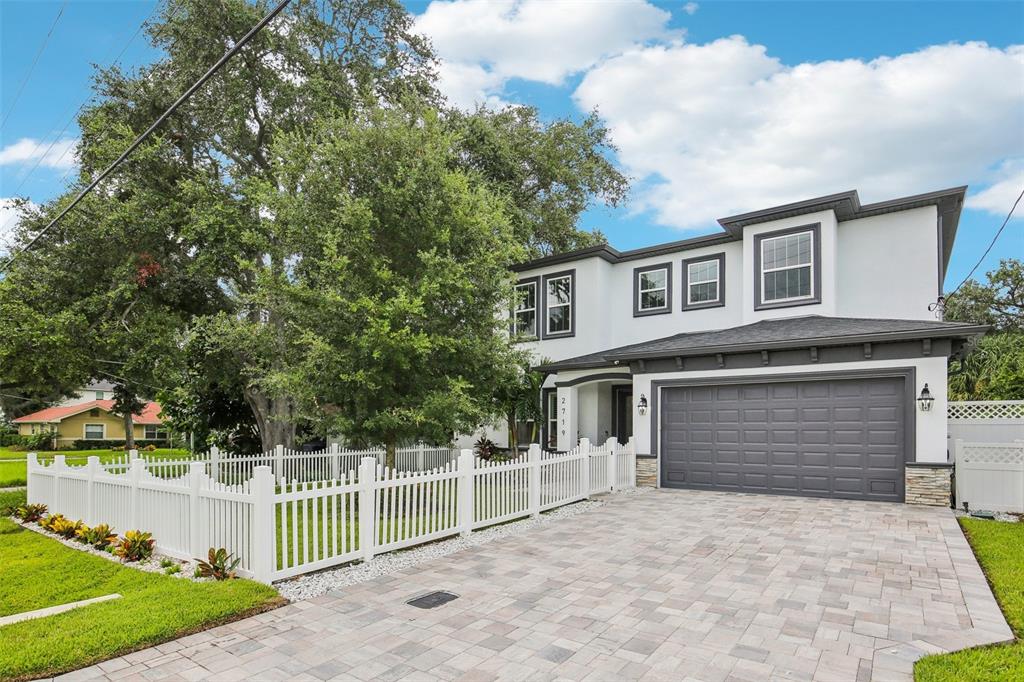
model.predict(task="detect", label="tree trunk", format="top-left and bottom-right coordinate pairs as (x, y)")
top-left (384, 439), bottom-right (397, 470)
top-left (123, 410), bottom-right (136, 451)
top-left (244, 387), bottom-right (296, 452)
top-left (507, 410), bottom-right (518, 453)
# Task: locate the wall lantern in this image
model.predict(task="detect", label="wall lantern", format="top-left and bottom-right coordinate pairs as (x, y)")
top-left (917, 384), bottom-right (934, 412)
top-left (637, 393), bottom-right (648, 416)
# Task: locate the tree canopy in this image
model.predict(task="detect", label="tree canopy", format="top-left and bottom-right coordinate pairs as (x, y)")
top-left (0, 0), bottom-right (626, 453)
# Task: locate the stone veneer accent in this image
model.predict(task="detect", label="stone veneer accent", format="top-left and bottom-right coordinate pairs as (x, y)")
top-left (636, 457), bottom-right (657, 487)
top-left (906, 464), bottom-right (952, 507)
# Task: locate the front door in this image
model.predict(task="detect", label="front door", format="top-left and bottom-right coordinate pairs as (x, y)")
top-left (613, 386), bottom-right (633, 445)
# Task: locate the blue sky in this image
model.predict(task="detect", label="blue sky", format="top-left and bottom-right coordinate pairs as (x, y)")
top-left (1, 0), bottom-right (1021, 292)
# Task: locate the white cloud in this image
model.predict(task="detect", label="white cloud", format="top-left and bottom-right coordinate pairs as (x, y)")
top-left (966, 160), bottom-right (1024, 217)
top-left (0, 137), bottom-right (78, 169)
top-left (0, 198), bottom-right (34, 256)
top-left (416, 0), bottom-right (677, 108)
top-left (574, 38), bottom-right (1024, 229)
top-left (683, 2), bottom-right (699, 15)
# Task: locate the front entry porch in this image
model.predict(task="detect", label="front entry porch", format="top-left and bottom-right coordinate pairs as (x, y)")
top-left (543, 372), bottom-right (634, 451)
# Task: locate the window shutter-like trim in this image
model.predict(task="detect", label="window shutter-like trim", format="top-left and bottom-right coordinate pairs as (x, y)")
top-left (681, 252), bottom-right (726, 311)
top-left (753, 223), bottom-right (822, 311)
top-left (633, 262), bottom-right (673, 317)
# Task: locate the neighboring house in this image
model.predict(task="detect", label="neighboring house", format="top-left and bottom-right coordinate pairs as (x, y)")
top-left (57, 380), bottom-right (118, 406)
top-left (13, 400), bottom-right (168, 448)
top-left (509, 186), bottom-right (985, 505)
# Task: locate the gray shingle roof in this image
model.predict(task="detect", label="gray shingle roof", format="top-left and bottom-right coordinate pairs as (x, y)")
top-left (537, 316), bottom-right (987, 371)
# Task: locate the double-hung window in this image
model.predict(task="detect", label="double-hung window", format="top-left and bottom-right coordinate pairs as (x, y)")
top-left (543, 270), bottom-right (574, 337)
top-left (84, 424), bottom-right (105, 440)
top-left (633, 263), bottom-right (672, 316)
top-left (145, 425), bottom-right (169, 440)
top-left (513, 279), bottom-right (538, 339)
top-left (755, 225), bottom-right (821, 309)
top-left (682, 253), bottom-right (725, 310)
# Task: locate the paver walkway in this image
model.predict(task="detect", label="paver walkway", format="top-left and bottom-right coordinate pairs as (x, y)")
top-left (61, 490), bottom-right (1012, 681)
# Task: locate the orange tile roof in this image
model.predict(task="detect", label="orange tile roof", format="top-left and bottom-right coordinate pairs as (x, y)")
top-left (13, 400), bottom-right (164, 425)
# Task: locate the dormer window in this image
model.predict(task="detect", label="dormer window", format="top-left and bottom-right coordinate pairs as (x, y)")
top-left (682, 253), bottom-right (725, 311)
top-left (513, 278), bottom-right (538, 339)
top-left (754, 224), bottom-right (821, 310)
top-left (633, 263), bottom-right (672, 317)
top-left (543, 270), bottom-right (575, 338)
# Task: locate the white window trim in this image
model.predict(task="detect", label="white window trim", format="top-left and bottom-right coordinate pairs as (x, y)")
top-left (514, 281), bottom-right (538, 338)
top-left (546, 275), bottom-right (573, 335)
top-left (638, 267), bottom-right (670, 311)
top-left (83, 423), bottom-right (106, 440)
top-left (760, 230), bottom-right (815, 304)
top-left (686, 260), bottom-right (720, 305)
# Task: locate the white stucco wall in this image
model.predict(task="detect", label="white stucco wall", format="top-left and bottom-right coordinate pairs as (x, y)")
top-left (630, 356), bottom-right (949, 464)
top-left (837, 206), bottom-right (939, 320)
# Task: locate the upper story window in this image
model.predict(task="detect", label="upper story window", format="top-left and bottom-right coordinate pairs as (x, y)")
top-left (633, 262), bottom-right (672, 317)
top-left (95, 391), bottom-right (104, 400)
top-left (754, 224), bottom-right (821, 310)
top-left (543, 270), bottom-right (575, 338)
top-left (513, 278), bottom-right (538, 339)
top-left (682, 253), bottom-right (725, 311)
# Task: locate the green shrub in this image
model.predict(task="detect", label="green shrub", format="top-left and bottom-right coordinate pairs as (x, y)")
top-left (195, 548), bottom-right (240, 580)
top-left (77, 524), bottom-right (118, 549)
top-left (15, 503), bottom-right (47, 522)
top-left (70, 439), bottom-right (166, 451)
top-left (51, 517), bottom-right (84, 539)
top-left (474, 436), bottom-right (500, 460)
top-left (164, 564), bottom-right (181, 575)
top-left (114, 530), bottom-right (155, 562)
top-left (159, 557), bottom-right (174, 569)
top-left (19, 432), bottom-right (56, 450)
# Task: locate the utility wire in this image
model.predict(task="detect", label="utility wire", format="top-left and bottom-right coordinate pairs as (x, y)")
top-left (0, 0), bottom-right (293, 274)
top-left (0, 1), bottom-right (69, 131)
top-left (8, 0), bottom-right (168, 199)
top-left (946, 185), bottom-right (1023, 299)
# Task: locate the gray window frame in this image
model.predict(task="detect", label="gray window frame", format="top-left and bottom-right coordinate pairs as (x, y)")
top-left (633, 262), bottom-right (673, 317)
top-left (511, 276), bottom-right (540, 340)
top-left (754, 223), bottom-right (822, 310)
top-left (541, 269), bottom-right (576, 339)
top-left (681, 252), bottom-right (726, 311)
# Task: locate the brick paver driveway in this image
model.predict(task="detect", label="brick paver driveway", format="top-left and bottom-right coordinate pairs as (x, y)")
top-left (70, 490), bottom-right (1011, 682)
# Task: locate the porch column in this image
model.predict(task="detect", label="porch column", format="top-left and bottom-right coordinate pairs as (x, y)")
top-left (556, 385), bottom-right (578, 452)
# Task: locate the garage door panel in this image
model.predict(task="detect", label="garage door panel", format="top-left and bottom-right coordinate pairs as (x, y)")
top-left (661, 376), bottom-right (906, 502)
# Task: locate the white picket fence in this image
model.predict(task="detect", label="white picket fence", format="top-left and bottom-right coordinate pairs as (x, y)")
top-left (953, 439), bottom-right (1024, 513)
top-left (27, 437), bottom-right (635, 583)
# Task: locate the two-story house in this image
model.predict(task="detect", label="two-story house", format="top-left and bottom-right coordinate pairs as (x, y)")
top-left (510, 186), bottom-right (986, 505)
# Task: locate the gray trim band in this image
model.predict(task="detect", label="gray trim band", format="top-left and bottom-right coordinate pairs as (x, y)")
top-left (554, 372), bottom-right (632, 387)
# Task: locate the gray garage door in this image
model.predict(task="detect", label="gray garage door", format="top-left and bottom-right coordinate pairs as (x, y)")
top-left (660, 376), bottom-right (906, 502)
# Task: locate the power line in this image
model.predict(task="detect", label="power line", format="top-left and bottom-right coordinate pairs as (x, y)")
top-left (0, 0), bottom-right (293, 274)
top-left (9, 0), bottom-right (167, 199)
top-left (0, 1), bottom-right (69, 131)
top-left (948, 185), bottom-right (1023, 298)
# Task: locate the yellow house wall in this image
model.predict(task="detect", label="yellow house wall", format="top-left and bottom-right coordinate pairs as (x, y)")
top-left (19, 409), bottom-right (163, 445)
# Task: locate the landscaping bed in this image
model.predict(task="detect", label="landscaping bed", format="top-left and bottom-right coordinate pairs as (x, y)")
top-left (915, 517), bottom-right (1024, 681)
top-left (0, 490), bottom-right (283, 682)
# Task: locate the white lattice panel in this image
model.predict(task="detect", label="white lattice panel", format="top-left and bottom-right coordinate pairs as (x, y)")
top-left (948, 401), bottom-right (1024, 421)
top-left (959, 443), bottom-right (1024, 465)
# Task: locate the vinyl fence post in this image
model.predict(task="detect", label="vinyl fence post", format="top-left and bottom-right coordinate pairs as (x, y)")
top-left (209, 445), bottom-right (220, 483)
top-left (579, 437), bottom-right (591, 499)
top-left (458, 449), bottom-right (474, 537)
top-left (129, 457), bottom-right (143, 530)
top-left (273, 444), bottom-right (285, 484)
top-left (417, 442), bottom-right (425, 472)
top-left (86, 456), bottom-right (100, 525)
top-left (188, 462), bottom-right (204, 560)
top-left (53, 454), bottom-right (66, 511)
top-left (330, 443), bottom-right (340, 481)
top-left (606, 437), bottom-right (618, 493)
top-left (129, 448), bottom-right (139, 460)
top-left (359, 457), bottom-right (377, 563)
top-left (627, 436), bottom-right (637, 488)
top-left (26, 453), bottom-right (38, 505)
top-left (528, 444), bottom-right (541, 518)
top-left (251, 465), bottom-right (275, 584)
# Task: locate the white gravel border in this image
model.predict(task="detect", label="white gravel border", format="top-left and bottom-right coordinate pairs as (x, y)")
top-left (276, 487), bottom-right (652, 602)
top-left (11, 518), bottom-right (206, 581)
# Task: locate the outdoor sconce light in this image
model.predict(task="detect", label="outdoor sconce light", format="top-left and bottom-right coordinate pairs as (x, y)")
top-left (637, 393), bottom-right (648, 416)
top-left (917, 383), bottom-right (934, 412)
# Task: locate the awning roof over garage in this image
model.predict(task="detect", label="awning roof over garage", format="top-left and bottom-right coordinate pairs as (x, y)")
top-left (536, 316), bottom-right (988, 372)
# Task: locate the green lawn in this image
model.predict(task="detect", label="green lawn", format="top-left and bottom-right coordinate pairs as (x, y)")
top-left (915, 518), bottom-right (1024, 681)
top-left (0, 489), bottom-right (282, 682)
top-left (0, 446), bottom-right (191, 488)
